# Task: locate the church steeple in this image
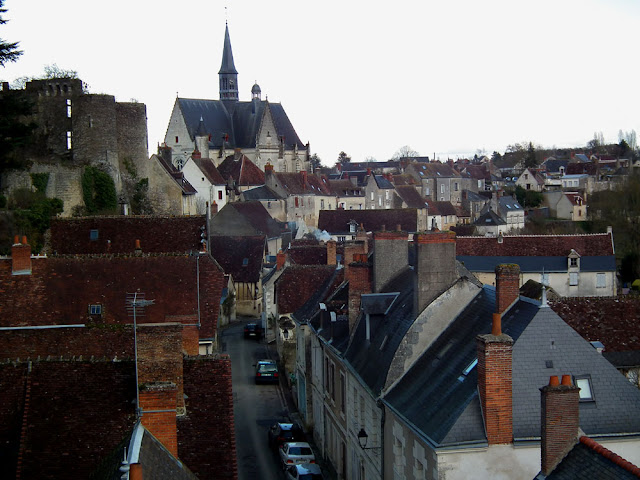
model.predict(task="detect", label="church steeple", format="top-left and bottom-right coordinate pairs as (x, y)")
top-left (219, 22), bottom-right (238, 102)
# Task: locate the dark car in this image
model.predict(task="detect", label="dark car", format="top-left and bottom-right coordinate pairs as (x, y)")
top-left (268, 422), bottom-right (305, 450)
top-left (255, 359), bottom-right (279, 384)
top-left (244, 322), bottom-right (263, 339)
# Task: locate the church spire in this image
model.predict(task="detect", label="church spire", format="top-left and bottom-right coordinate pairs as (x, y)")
top-left (219, 22), bottom-right (238, 102)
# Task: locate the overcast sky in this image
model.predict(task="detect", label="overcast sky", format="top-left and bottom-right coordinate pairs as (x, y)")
top-left (2, 0), bottom-right (639, 165)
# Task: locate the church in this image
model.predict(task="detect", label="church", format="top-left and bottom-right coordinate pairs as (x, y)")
top-left (164, 23), bottom-right (310, 173)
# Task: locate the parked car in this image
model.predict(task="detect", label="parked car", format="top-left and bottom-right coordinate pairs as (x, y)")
top-left (278, 442), bottom-right (316, 469)
top-left (285, 462), bottom-right (323, 480)
top-left (244, 322), bottom-right (263, 339)
top-left (268, 422), bottom-right (305, 450)
top-left (255, 359), bottom-right (279, 384)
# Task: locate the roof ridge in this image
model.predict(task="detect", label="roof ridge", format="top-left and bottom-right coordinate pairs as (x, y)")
top-left (457, 233), bottom-right (610, 238)
top-left (579, 436), bottom-right (640, 477)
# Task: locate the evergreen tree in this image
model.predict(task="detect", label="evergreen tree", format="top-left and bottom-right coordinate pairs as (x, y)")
top-left (0, 0), bottom-right (21, 66)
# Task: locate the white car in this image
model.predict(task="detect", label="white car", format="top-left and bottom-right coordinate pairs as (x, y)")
top-left (279, 442), bottom-right (316, 469)
top-left (285, 462), bottom-right (324, 480)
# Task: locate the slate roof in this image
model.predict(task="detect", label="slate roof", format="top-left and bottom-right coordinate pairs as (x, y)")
top-left (457, 255), bottom-right (616, 273)
top-left (210, 201), bottom-right (288, 239)
top-left (473, 209), bottom-right (507, 226)
top-left (153, 154), bottom-right (198, 195)
top-left (276, 265), bottom-right (338, 314)
top-left (550, 297), bottom-right (640, 353)
top-left (288, 243), bottom-right (328, 265)
top-left (542, 158), bottom-right (570, 174)
top-left (408, 162), bottom-right (461, 179)
top-left (49, 216), bottom-right (207, 255)
top-left (327, 179), bottom-right (364, 196)
top-left (456, 233), bottom-right (614, 257)
top-left (384, 292), bottom-right (640, 448)
top-left (191, 157), bottom-right (226, 184)
top-left (318, 209), bottom-right (419, 234)
top-left (429, 201), bottom-right (457, 216)
top-left (291, 268), bottom-right (343, 324)
top-left (542, 437), bottom-right (640, 479)
top-left (177, 98), bottom-right (304, 150)
top-left (395, 185), bottom-right (426, 208)
top-left (373, 175), bottom-right (394, 189)
top-left (210, 235), bottom-right (265, 283)
top-left (240, 185), bottom-right (283, 201)
top-left (271, 172), bottom-right (332, 195)
top-left (391, 174), bottom-right (417, 186)
top-left (217, 153), bottom-right (265, 186)
top-left (345, 267), bottom-right (415, 395)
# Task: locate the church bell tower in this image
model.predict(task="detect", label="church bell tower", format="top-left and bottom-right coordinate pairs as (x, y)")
top-left (219, 22), bottom-right (239, 103)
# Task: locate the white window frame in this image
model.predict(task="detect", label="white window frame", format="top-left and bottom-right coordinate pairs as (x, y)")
top-left (596, 273), bottom-right (606, 288)
top-left (569, 272), bottom-right (579, 286)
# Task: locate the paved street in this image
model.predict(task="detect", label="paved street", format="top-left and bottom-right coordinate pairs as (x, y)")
top-left (220, 319), bottom-right (291, 480)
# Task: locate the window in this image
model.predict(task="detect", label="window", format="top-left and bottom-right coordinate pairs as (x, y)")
top-left (350, 223), bottom-right (356, 233)
top-left (66, 131), bottom-right (72, 150)
top-left (90, 229), bottom-right (99, 241)
top-left (330, 363), bottom-right (335, 400)
top-left (321, 199), bottom-right (325, 209)
top-left (218, 191), bottom-right (223, 200)
top-left (175, 136), bottom-right (179, 143)
top-left (370, 191), bottom-right (374, 201)
top-left (596, 273), bottom-right (606, 288)
top-left (575, 375), bottom-right (594, 401)
top-left (454, 182), bottom-right (459, 191)
top-left (570, 272), bottom-right (579, 286)
top-left (242, 258), bottom-right (248, 266)
top-left (295, 197), bottom-right (299, 208)
top-left (426, 187), bottom-right (430, 196)
top-left (89, 304), bottom-right (102, 315)
top-left (66, 99), bottom-right (71, 118)
top-left (440, 184), bottom-right (444, 194)
top-left (570, 258), bottom-right (578, 267)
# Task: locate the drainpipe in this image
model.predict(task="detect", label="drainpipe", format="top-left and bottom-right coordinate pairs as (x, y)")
top-left (377, 398), bottom-right (386, 478)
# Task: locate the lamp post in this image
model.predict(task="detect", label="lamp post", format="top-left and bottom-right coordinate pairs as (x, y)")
top-left (357, 427), bottom-right (382, 451)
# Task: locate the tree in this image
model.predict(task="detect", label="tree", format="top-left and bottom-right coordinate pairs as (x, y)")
top-left (309, 153), bottom-right (322, 171)
top-left (587, 131), bottom-right (605, 152)
top-left (392, 145), bottom-right (419, 160)
top-left (0, 90), bottom-right (36, 173)
top-left (0, 0), bottom-right (21, 67)
top-left (524, 142), bottom-right (537, 169)
top-left (337, 151), bottom-right (351, 166)
top-left (491, 151), bottom-right (502, 163)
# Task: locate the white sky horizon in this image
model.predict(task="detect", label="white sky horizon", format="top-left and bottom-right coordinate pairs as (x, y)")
top-left (1, 0), bottom-right (638, 166)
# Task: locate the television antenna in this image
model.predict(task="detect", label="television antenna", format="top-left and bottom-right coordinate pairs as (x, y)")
top-left (126, 292), bottom-right (155, 418)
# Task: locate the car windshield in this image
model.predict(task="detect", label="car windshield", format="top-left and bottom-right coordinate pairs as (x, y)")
top-left (259, 364), bottom-right (277, 373)
top-left (289, 447), bottom-right (312, 455)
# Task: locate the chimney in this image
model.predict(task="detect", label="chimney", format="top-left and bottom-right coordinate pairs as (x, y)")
top-left (276, 249), bottom-right (286, 270)
top-left (355, 224), bottom-right (368, 253)
top-left (301, 170), bottom-right (308, 188)
top-left (367, 167), bottom-right (372, 176)
top-left (373, 230), bottom-right (408, 293)
top-left (130, 463), bottom-right (143, 480)
top-left (234, 148), bottom-right (242, 161)
top-left (347, 253), bottom-right (371, 333)
top-left (326, 240), bottom-right (337, 266)
top-left (192, 148), bottom-right (201, 160)
top-left (476, 325), bottom-right (513, 445)
top-left (138, 383), bottom-right (178, 456)
top-left (264, 163), bottom-right (274, 175)
top-left (413, 231), bottom-right (457, 315)
top-left (137, 324), bottom-right (184, 456)
top-left (540, 375), bottom-right (580, 476)
top-left (12, 236), bottom-right (32, 275)
top-left (135, 239), bottom-right (142, 256)
top-left (495, 264), bottom-right (520, 314)
top-left (211, 200), bottom-right (218, 216)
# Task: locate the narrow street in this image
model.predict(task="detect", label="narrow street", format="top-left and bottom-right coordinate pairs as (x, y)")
top-left (220, 318), bottom-right (290, 480)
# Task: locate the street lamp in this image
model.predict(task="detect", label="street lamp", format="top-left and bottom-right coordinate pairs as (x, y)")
top-left (357, 428), bottom-right (381, 450)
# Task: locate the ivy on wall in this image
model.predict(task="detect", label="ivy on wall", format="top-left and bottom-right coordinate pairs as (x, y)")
top-left (30, 172), bottom-right (50, 193)
top-left (82, 166), bottom-right (118, 215)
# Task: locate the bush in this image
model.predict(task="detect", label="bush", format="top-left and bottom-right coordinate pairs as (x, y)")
top-left (82, 166), bottom-right (118, 215)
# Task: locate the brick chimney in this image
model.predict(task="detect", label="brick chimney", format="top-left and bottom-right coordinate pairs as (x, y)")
top-left (347, 253), bottom-right (371, 333)
top-left (540, 375), bottom-right (580, 476)
top-left (326, 240), bottom-right (337, 266)
top-left (301, 170), bottom-right (308, 188)
top-left (476, 319), bottom-right (513, 445)
top-left (138, 382), bottom-right (178, 456)
top-left (135, 239), bottom-right (142, 256)
top-left (495, 264), bottom-right (520, 314)
top-left (12, 236), bottom-right (32, 275)
top-left (276, 249), bottom-right (286, 270)
top-left (265, 163), bottom-right (274, 175)
top-left (137, 323), bottom-right (184, 456)
top-left (413, 231), bottom-right (457, 316)
top-left (192, 148), bottom-right (201, 160)
top-left (373, 229), bottom-right (408, 293)
top-left (355, 224), bottom-right (368, 253)
top-left (211, 200), bottom-right (218, 216)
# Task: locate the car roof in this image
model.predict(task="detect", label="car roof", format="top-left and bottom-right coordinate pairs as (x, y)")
top-left (277, 422), bottom-right (295, 430)
top-left (285, 442), bottom-right (311, 448)
top-left (257, 359), bottom-right (276, 364)
top-left (296, 463), bottom-right (322, 474)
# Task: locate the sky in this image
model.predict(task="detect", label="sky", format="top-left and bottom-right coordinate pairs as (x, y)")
top-left (1, 0), bottom-right (639, 165)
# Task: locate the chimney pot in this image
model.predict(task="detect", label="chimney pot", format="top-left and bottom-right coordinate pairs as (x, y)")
top-left (549, 375), bottom-right (560, 386)
top-left (13, 235), bottom-right (19, 244)
top-left (561, 374), bottom-right (572, 386)
top-left (491, 312), bottom-right (502, 336)
top-left (21, 235), bottom-right (27, 244)
top-left (135, 239), bottom-right (141, 249)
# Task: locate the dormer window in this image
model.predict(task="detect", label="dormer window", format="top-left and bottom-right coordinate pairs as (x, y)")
top-left (570, 258), bottom-right (578, 267)
top-left (89, 304), bottom-right (102, 315)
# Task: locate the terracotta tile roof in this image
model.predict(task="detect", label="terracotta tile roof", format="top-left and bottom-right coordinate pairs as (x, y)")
top-left (226, 201), bottom-right (288, 238)
top-left (395, 185), bottom-right (426, 208)
top-left (49, 216), bottom-right (207, 255)
top-left (276, 265), bottom-right (337, 313)
top-left (550, 297), bottom-right (640, 352)
top-left (318, 209), bottom-right (419, 234)
top-left (456, 232), bottom-right (614, 256)
top-left (565, 193), bottom-right (585, 206)
top-left (288, 243), bottom-right (328, 265)
top-left (192, 157), bottom-right (226, 184)
top-left (0, 254), bottom-right (224, 339)
top-left (210, 235), bottom-right (265, 283)
top-left (272, 172), bottom-right (332, 195)
top-left (218, 154), bottom-right (265, 186)
top-left (566, 162), bottom-right (597, 175)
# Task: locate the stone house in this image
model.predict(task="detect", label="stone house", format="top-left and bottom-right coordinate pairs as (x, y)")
top-left (456, 231), bottom-right (617, 297)
top-left (329, 179), bottom-right (365, 211)
top-left (240, 184), bottom-right (288, 222)
top-left (516, 168), bottom-right (545, 192)
top-left (364, 174), bottom-right (395, 210)
top-left (317, 209), bottom-right (426, 242)
top-left (405, 162), bottom-right (463, 205)
top-left (148, 152), bottom-right (197, 215)
top-left (181, 154), bottom-right (228, 215)
top-left (543, 191), bottom-right (588, 221)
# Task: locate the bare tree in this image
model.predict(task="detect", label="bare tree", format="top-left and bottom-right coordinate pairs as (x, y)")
top-left (392, 145), bottom-right (419, 160)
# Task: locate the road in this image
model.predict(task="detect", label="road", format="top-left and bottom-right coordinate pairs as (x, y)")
top-left (220, 319), bottom-right (290, 480)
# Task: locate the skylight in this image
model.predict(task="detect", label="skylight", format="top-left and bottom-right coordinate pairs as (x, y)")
top-left (457, 358), bottom-right (478, 382)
